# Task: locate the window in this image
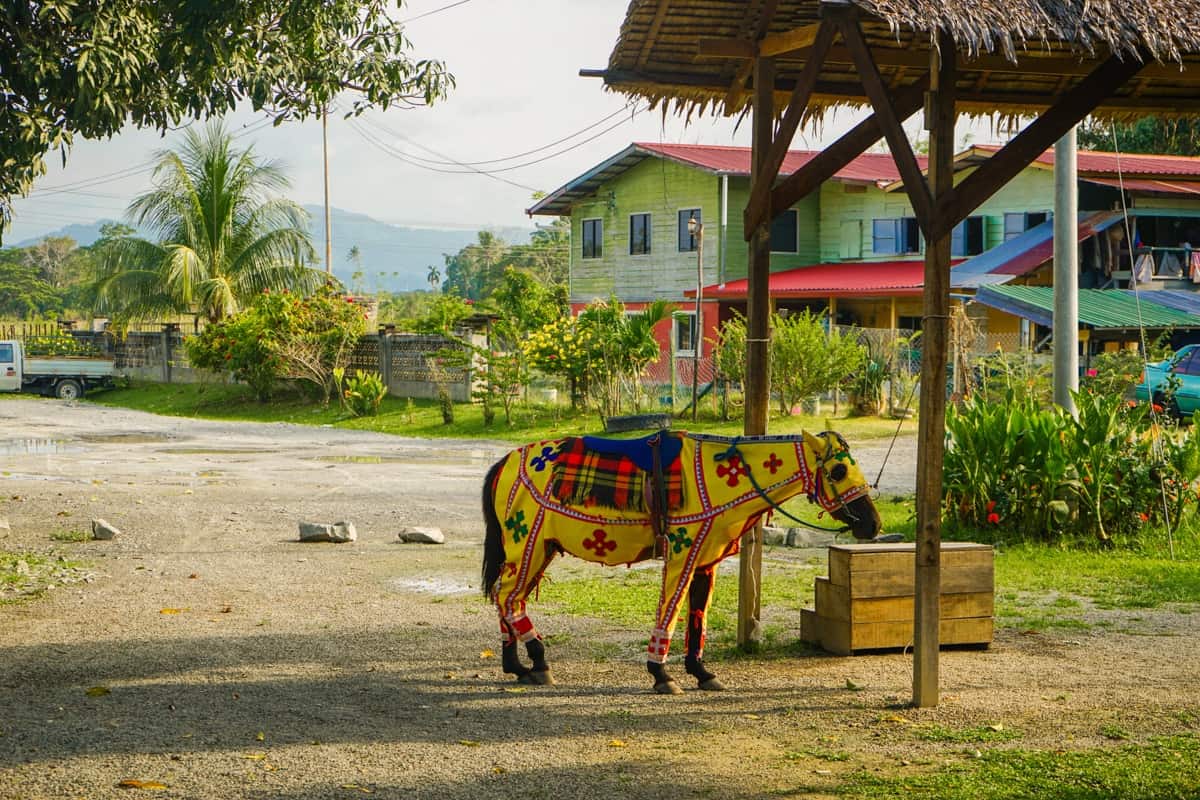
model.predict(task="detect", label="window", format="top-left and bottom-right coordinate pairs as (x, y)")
top-left (1176, 350), bottom-right (1200, 376)
top-left (674, 312), bottom-right (697, 354)
top-left (678, 209), bottom-right (701, 252)
top-left (952, 215), bottom-right (985, 257)
top-left (872, 218), bottom-right (920, 255)
top-left (581, 218), bottom-right (602, 259)
top-left (1004, 211), bottom-right (1050, 242)
top-left (0, 343), bottom-right (12, 363)
top-left (630, 213), bottom-right (651, 255)
top-left (770, 209), bottom-right (798, 252)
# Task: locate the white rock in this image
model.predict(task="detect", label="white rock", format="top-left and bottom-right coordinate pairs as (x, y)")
top-left (298, 520), bottom-right (357, 543)
top-left (398, 526), bottom-right (445, 545)
top-left (91, 519), bottom-right (120, 540)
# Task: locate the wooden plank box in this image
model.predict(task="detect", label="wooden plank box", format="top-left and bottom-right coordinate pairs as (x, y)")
top-left (800, 542), bottom-right (994, 655)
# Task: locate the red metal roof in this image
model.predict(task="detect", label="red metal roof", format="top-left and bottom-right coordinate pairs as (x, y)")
top-left (635, 142), bottom-right (923, 185)
top-left (971, 144), bottom-right (1200, 178)
top-left (1081, 176), bottom-right (1200, 195)
top-left (690, 260), bottom-right (963, 299)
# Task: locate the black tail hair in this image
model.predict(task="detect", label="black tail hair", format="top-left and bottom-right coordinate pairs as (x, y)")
top-left (481, 456), bottom-right (508, 598)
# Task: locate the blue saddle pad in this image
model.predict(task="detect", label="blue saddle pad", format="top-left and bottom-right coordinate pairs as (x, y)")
top-left (579, 431), bottom-right (683, 474)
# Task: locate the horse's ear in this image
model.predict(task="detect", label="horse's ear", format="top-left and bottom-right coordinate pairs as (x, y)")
top-left (801, 430), bottom-right (824, 456)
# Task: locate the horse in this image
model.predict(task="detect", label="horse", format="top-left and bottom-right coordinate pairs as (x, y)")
top-left (480, 429), bottom-right (882, 694)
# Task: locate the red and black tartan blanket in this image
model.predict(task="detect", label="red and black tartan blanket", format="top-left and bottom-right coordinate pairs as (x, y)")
top-left (549, 436), bottom-right (684, 512)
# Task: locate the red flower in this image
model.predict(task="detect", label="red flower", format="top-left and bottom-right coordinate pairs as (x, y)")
top-left (986, 500), bottom-right (996, 513)
top-left (1152, 403), bottom-right (1164, 414)
top-left (1139, 512), bottom-right (1149, 522)
top-left (987, 512), bottom-right (1000, 525)
top-left (262, 288), bottom-right (270, 294)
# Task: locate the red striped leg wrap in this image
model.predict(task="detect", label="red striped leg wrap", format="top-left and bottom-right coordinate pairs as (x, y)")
top-left (505, 613), bottom-right (537, 643)
top-left (647, 628), bottom-right (672, 664)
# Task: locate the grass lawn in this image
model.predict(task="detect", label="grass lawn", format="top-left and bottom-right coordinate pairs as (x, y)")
top-left (88, 380), bottom-right (912, 443)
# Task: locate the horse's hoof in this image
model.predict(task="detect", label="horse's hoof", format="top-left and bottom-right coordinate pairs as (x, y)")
top-left (654, 680), bottom-right (683, 695)
top-left (516, 672), bottom-right (536, 685)
top-left (871, 533), bottom-right (904, 543)
top-left (527, 669), bottom-right (555, 686)
top-left (698, 677), bottom-right (726, 691)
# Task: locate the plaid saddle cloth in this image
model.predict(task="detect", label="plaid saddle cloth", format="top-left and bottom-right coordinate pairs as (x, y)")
top-left (549, 433), bottom-right (684, 512)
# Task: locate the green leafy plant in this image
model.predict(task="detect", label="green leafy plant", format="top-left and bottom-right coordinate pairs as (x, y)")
top-left (340, 370), bottom-right (386, 417)
top-left (770, 310), bottom-right (865, 416)
top-left (943, 388), bottom-right (1200, 544)
top-left (186, 285), bottom-right (367, 403)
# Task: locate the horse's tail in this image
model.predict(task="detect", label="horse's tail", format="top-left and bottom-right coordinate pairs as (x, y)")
top-left (481, 455), bottom-right (508, 598)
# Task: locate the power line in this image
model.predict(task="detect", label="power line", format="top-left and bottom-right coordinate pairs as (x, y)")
top-left (401, 0), bottom-right (475, 23)
top-left (342, 116), bottom-right (541, 192)
top-left (364, 103), bottom-right (639, 167)
top-left (354, 104), bottom-right (645, 175)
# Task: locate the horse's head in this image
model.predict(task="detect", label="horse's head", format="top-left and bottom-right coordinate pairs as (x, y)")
top-left (802, 430), bottom-right (881, 541)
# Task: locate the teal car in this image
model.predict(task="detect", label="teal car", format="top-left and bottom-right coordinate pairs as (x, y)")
top-left (1134, 344), bottom-right (1200, 418)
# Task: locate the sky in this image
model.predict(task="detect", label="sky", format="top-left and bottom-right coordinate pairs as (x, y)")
top-left (6, 0), bottom-right (998, 245)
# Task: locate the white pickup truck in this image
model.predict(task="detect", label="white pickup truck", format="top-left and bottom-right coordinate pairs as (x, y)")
top-left (0, 339), bottom-right (116, 399)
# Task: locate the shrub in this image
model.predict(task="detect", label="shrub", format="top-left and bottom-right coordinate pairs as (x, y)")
top-left (186, 285), bottom-right (367, 402)
top-left (943, 388), bottom-right (1200, 544)
top-left (340, 370), bottom-right (386, 417)
top-left (770, 310), bottom-right (865, 415)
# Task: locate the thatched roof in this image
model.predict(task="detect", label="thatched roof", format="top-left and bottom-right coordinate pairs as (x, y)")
top-left (599, 0), bottom-right (1200, 120)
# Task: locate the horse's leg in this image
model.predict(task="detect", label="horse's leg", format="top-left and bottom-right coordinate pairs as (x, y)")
top-left (646, 553), bottom-right (699, 695)
top-left (496, 536), bottom-right (556, 686)
top-left (683, 564), bottom-right (725, 691)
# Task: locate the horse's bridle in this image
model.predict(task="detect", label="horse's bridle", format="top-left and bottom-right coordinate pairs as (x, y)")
top-left (712, 436), bottom-right (864, 533)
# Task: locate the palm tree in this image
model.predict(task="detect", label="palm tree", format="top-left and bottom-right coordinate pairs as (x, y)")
top-left (90, 121), bottom-right (323, 323)
top-left (427, 265), bottom-right (440, 292)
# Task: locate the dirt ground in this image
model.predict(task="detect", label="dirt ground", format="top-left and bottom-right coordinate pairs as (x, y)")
top-left (0, 398), bottom-right (1197, 800)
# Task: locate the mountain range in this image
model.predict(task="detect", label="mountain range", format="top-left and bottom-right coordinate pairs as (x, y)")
top-left (12, 206), bottom-right (535, 293)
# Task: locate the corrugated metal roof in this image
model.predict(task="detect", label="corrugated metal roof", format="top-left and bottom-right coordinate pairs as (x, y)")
top-left (974, 285), bottom-right (1200, 329)
top-left (951, 211), bottom-right (1125, 289)
top-left (526, 143), bottom-right (926, 216)
top-left (971, 145), bottom-right (1200, 178)
top-left (1082, 177), bottom-right (1200, 196)
top-left (692, 260), bottom-right (964, 299)
top-left (1129, 289), bottom-right (1200, 315)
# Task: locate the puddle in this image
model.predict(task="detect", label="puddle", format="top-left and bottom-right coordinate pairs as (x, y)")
top-left (390, 577), bottom-right (474, 595)
top-left (311, 452), bottom-right (495, 466)
top-left (313, 455), bottom-right (409, 464)
top-left (0, 439), bottom-right (80, 456)
top-left (159, 447), bottom-right (272, 455)
top-left (77, 432), bottom-right (171, 444)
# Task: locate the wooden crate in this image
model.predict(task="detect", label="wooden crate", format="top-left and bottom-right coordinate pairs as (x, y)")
top-left (800, 542), bottom-right (994, 655)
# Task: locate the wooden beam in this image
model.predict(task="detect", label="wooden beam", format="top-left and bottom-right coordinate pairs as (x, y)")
top-left (830, 7), bottom-right (936, 239)
top-left (722, 0), bottom-right (781, 112)
top-left (757, 79), bottom-right (927, 238)
top-left (913, 29), bottom-right (957, 710)
top-left (635, 0), bottom-right (672, 71)
top-left (739, 54), bottom-right (775, 651)
top-left (761, 22), bottom-right (823, 57)
top-left (697, 38), bottom-right (1199, 84)
top-left (594, 69), bottom-right (1200, 115)
top-left (936, 53), bottom-right (1146, 238)
top-left (744, 20), bottom-right (836, 235)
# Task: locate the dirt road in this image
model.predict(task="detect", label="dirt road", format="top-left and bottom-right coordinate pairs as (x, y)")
top-left (0, 399), bottom-right (1195, 799)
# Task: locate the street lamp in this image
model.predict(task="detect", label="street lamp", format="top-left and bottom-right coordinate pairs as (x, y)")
top-left (688, 215), bottom-right (704, 421)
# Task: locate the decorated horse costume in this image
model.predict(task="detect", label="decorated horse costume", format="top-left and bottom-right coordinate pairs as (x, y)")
top-left (481, 430), bottom-right (881, 693)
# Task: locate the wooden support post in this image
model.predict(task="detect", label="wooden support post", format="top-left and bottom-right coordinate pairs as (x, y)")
top-left (739, 54), bottom-right (775, 650)
top-left (914, 31), bottom-right (956, 709)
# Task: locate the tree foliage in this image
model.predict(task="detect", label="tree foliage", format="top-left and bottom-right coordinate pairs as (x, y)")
top-left (1078, 116), bottom-right (1200, 156)
top-left (1, 0), bottom-right (454, 240)
top-left (186, 286), bottom-right (367, 402)
top-left (770, 311), bottom-right (866, 415)
top-left (89, 122), bottom-right (325, 323)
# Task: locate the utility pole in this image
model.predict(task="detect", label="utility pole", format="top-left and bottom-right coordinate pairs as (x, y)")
top-left (323, 109), bottom-right (332, 275)
top-left (689, 215), bottom-right (704, 421)
top-left (1053, 128), bottom-right (1079, 416)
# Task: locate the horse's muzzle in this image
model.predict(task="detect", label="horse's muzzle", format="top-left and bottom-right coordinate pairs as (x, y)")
top-left (835, 495), bottom-right (882, 541)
